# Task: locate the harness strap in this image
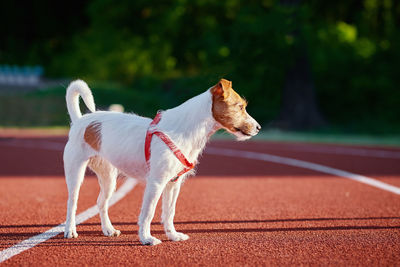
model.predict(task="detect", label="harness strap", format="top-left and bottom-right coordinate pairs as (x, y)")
top-left (145, 111), bottom-right (195, 182)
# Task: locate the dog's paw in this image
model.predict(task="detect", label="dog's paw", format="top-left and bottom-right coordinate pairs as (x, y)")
top-left (64, 230), bottom-right (78, 239)
top-left (103, 228), bottom-right (121, 237)
top-left (140, 236), bottom-right (162, 246)
top-left (167, 231), bottom-right (189, 242)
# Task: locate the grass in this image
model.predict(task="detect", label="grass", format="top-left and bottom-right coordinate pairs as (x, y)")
top-left (1, 81), bottom-right (399, 147)
top-left (213, 129), bottom-right (400, 147)
top-left (1, 126), bottom-right (398, 147)
top-left (0, 81), bottom-right (163, 127)
top-left (0, 77), bottom-right (211, 127)
top-left (0, 126), bottom-right (69, 137)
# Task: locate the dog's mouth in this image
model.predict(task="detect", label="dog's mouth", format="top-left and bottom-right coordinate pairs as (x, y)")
top-left (234, 127), bottom-right (252, 136)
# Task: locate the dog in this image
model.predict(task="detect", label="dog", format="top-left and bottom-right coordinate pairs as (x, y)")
top-left (63, 78), bottom-right (261, 245)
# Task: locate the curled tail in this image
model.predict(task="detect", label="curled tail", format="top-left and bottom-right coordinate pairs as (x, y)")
top-left (66, 80), bottom-right (96, 123)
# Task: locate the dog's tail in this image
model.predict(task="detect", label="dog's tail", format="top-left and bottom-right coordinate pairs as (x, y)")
top-left (66, 80), bottom-right (96, 123)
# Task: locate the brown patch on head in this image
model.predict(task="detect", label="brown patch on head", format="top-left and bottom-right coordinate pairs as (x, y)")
top-left (84, 121), bottom-right (102, 151)
top-left (211, 79), bottom-right (252, 134)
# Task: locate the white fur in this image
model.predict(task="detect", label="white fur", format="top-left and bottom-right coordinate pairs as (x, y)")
top-left (63, 80), bottom-right (260, 245)
top-left (65, 80), bottom-right (96, 122)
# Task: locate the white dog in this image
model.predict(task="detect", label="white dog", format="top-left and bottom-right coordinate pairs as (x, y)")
top-left (63, 78), bottom-right (260, 245)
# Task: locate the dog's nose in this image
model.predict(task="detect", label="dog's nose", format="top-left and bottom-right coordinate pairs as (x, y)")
top-left (256, 124), bottom-right (261, 132)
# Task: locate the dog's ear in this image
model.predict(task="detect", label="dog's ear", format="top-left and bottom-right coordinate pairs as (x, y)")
top-left (211, 79), bottom-right (232, 99)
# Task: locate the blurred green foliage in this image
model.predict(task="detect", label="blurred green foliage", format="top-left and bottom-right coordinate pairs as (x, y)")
top-left (1, 0), bottom-right (400, 133)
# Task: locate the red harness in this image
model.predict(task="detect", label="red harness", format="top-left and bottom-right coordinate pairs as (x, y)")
top-left (145, 111), bottom-right (195, 182)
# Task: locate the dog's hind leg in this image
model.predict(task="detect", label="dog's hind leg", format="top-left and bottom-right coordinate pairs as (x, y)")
top-left (89, 157), bottom-right (120, 237)
top-left (64, 142), bottom-right (89, 238)
top-left (161, 180), bottom-right (189, 242)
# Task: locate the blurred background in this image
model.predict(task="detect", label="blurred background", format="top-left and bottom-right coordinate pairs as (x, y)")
top-left (0, 0), bottom-right (399, 140)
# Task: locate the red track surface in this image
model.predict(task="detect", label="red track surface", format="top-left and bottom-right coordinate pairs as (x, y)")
top-left (0, 134), bottom-right (399, 266)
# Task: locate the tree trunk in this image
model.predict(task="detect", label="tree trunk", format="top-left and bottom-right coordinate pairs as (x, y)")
top-left (272, 0), bottom-right (325, 130)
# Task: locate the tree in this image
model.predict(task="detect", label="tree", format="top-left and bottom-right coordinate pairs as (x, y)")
top-left (272, 0), bottom-right (325, 130)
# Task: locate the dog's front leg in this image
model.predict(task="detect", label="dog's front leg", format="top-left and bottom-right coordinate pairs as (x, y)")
top-left (138, 178), bottom-right (167, 246)
top-left (161, 180), bottom-right (189, 242)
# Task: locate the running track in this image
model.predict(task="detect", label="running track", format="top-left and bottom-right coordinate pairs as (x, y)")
top-left (0, 133), bottom-right (399, 266)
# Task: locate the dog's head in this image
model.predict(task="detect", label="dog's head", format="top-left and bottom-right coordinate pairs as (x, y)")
top-left (211, 79), bottom-right (261, 141)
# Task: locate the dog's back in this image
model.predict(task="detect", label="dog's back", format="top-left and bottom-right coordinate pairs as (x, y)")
top-left (68, 113), bottom-right (150, 180)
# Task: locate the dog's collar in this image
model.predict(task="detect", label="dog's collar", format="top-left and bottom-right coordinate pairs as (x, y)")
top-left (145, 111), bottom-right (195, 182)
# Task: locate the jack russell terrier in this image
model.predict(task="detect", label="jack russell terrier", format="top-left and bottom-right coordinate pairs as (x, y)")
top-left (63, 78), bottom-right (261, 245)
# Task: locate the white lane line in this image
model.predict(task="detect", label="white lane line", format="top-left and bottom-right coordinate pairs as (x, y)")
top-left (206, 147), bottom-right (400, 195)
top-left (271, 145), bottom-right (400, 159)
top-left (0, 177), bottom-right (138, 263)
